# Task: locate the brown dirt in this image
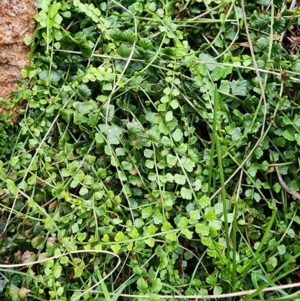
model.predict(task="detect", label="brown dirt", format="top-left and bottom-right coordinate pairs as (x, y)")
top-left (281, 0), bottom-right (300, 54)
top-left (0, 0), bottom-right (36, 122)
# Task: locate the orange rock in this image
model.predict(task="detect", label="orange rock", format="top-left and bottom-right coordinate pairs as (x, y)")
top-left (0, 0), bottom-right (36, 99)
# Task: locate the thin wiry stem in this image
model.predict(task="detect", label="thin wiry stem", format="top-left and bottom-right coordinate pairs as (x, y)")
top-left (82, 281), bottom-right (300, 299)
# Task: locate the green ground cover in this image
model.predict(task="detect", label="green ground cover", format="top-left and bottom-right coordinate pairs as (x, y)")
top-left (1, 0), bottom-right (300, 300)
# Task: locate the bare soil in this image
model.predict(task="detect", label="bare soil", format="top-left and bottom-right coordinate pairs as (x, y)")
top-left (0, 0), bottom-right (36, 121)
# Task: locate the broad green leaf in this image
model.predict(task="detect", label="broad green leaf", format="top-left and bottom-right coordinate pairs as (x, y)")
top-left (103, 83), bottom-right (113, 91)
top-left (122, 184), bottom-right (132, 196)
top-left (172, 128), bottom-right (183, 142)
top-left (19, 181), bottom-right (28, 192)
top-left (277, 245), bottom-right (286, 255)
top-left (77, 232), bottom-right (87, 243)
top-left (129, 228), bottom-right (139, 239)
top-left (146, 224), bottom-right (157, 235)
top-left (161, 191), bottom-right (175, 209)
top-left (205, 210), bottom-right (216, 222)
top-left (180, 156), bottom-right (195, 172)
top-left (71, 223), bottom-right (79, 234)
top-left (79, 186), bottom-right (88, 196)
top-left (44, 216), bottom-right (56, 231)
top-left (56, 287), bottom-right (64, 297)
top-left (181, 228), bottom-right (193, 239)
top-left (219, 80), bottom-right (230, 94)
top-left (165, 111), bottom-right (173, 122)
top-left (39, 70), bottom-right (61, 83)
top-left (197, 195), bottom-right (210, 208)
top-left (31, 235), bottom-right (45, 250)
top-left (170, 99), bottom-right (179, 109)
top-left (147, 129), bottom-right (160, 142)
top-left (211, 65), bottom-right (232, 81)
top-left (9, 156), bottom-right (19, 167)
top-left (60, 256), bottom-right (69, 265)
top-left (230, 79), bottom-right (248, 96)
top-left (214, 203), bottom-right (223, 215)
top-left (247, 165), bottom-right (258, 177)
top-left (201, 236), bottom-right (213, 247)
top-left (142, 207), bottom-right (153, 219)
top-left (78, 84), bottom-right (92, 99)
top-left (122, 29), bottom-right (137, 43)
top-left (293, 114), bottom-right (300, 127)
top-left (116, 148), bottom-right (125, 156)
top-left (165, 173), bottom-right (174, 182)
top-left (254, 147), bottom-right (263, 159)
top-left (273, 17), bottom-right (285, 33)
top-left (153, 210), bottom-right (163, 224)
top-left (8, 285), bottom-right (19, 301)
top-left (165, 232), bottom-right (177, 241)
top-left (266, 256), bottom-right (278, 271)
top-left (162, 221), bottom-right (173, 231)
top-left (273, 137), bottom-right (285, 147)
top-left (189, 210), bottom-right (200, 221)
top-left (272, 183), bottom-right (281, 193)
top-left (122, 161), bottom-right (133, 170)
top-left (144, 149), bottom-right (154, 158)
top-left (145, 160), bottom-right (154, 169)
top-left (77, 39), bottom-right (92, 57)
top-left (167, 154), bottom-right (177, 167)
top-left (199, 53), bottom-right (215, 70)
top-left (83, 175), bottom-right (93, 185)
top-left (256, 37), bottom-right (269, 50)
top-left (213, 286), bottom-right (223, 295)
top-left (177, 217), bottom-right (189, 228)
top-left (135, 218), bottom-right (144, 228)
top-left (6, 179), bottom-right (17, 195)
top-left (287, 228), bottom-right (295, 238)
top-left (107, 126), bottom-right (123, 145)
top-left (253, 192), bottom-right (261, 202)
top-left (159, 174), bottom-right (172, 184)
top-left (166, 117), bottom-right (178, 131)
top-left (283, 116), bottom-right (293, 125)
top-left (138, 37), bottom-right (153, 49)
top-left (161, 136), bottom-right (173, 147)
top-left (163, 87), bottom-right (172, 95)
top-left (282, 130), bottom-right (294, 141)
top-left (27, 174), bottom-right (37, 185)
top-left (159, 121), bottom-right (169, 134)
top-left (192, 179), bottom-right (202, 191)
top-left (137, 278), bottom-right (148, 293)
top-left (206, 275), bottom-right (217, 285)
top-left (229, 127), bottom-right (242, 141)
top-left (160, 95), bottom-right (169, 103)
top-left (174, 174), bottom-right (186, 185)
top-left (145, 237), bottom-right (155, 247)
top-left (37, 0), bottom-right (51, 10)
top-left (209, 219), bottom-right (222, 230)
top-left (181, 187), bottom-right (193, 200)
top-left (115, 232), bottom-right (126, 241)
top-left (152, 278), bottom-right (162, 293)
top-left (111, 244), bottom-right (121, 253)
top-left (172, 88), bottom-right (180, 96)
top-left (176, 143), bottom-right (188, 153)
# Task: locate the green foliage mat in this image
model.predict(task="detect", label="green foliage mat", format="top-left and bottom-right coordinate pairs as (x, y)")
top-left (1, 0), bottom-right (300, 300)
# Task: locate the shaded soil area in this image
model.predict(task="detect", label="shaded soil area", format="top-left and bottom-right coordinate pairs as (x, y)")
top-left (282, 0), bottom-right (300, 52)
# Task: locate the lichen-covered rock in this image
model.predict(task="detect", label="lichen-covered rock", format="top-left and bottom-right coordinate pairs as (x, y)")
top-left (0, 0), bottom-right (36, 121)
